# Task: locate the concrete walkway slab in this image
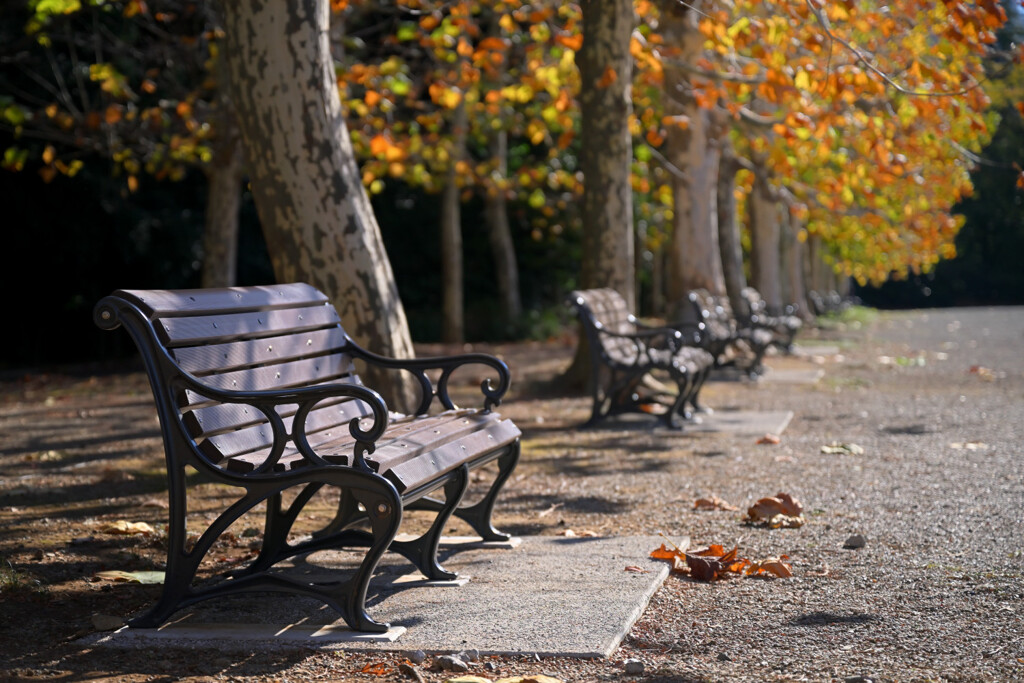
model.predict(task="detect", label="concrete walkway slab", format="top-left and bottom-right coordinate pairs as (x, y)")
top-left (758, 366), bottom-right (824, 384)
top-left (686, 409), bottom-right (793, 436)
top-left (87, 536), bottom-right (669, 658)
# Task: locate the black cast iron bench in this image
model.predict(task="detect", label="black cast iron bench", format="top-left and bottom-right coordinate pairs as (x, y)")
top-left (570, 288), bottom-right (714, 428)
top-left (686, 288), bottom-right (774, 377)
top-left (740, 287), bottom-right (803, 352)
top-left (94, 283), bottom-right (520, 633)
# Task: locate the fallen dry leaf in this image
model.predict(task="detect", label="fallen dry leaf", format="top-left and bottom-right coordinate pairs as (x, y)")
top-left (766, 514), bottom-right (804, 529)
top-left (561, 528), bottom-right (600, 537)
top-left (949, 441), bottom-right (988, 450)
top-left (821, 442), bottom-right (864, 455)
top-left (360, 662), bottom-right (391, 675)
top-left (97, 520), bottom-right (155, 536)
top-left (745, 493), bottom-right (804, 527)
top-left (624, 565), bottom-right (649, 573)
top-left (746, 557), bottom-right (793, 578)
top-left (756, 433), bottom-right (781, 445)
top-left (694, 496), bottom-right (739, 512)
top-left (95, 570), bottom-right (165, 584)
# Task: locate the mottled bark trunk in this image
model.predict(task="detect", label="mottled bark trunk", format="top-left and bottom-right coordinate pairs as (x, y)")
top-left (576, 0), bottom-right (635, 304)
top-left (486, 129), bottom-right (522, 337)
top-left (661, 0), bottom-right (725, 308)
top-left (748, 160), bottom-right (783, 313)
top-left (565, 0), bottom-right (636, 388)
top-left (716, 137), bottom-right (747, 319)
top-left (220, 0), bottom-right (416, 408)
top-left (440, 95), bottom-right (467, 344)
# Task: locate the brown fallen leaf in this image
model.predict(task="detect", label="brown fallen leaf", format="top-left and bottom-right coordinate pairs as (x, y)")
top-left (745, 492), bottom-right (804, 526)
top-left (746, 556), bottom-right (793, 578)
top-left (756, 433), bottom-right (781, 445)
top-left (694, 496), bottom-right (739, 512)
top-left (624, 565), bottom-right (649, 573)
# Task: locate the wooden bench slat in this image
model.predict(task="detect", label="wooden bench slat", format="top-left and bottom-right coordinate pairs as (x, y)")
top-left (186, 391), bottom-right (373, 439)
top-left (172, 328), bottom-right (350, 375)
top-left (156, 304), bottom-right (340, 347)
top-left (184, 353), bottom-right (357, 396)
top-left (222, 411), bottom-right (521, 496)
top-left (116, 283), bottom-right (328, 318)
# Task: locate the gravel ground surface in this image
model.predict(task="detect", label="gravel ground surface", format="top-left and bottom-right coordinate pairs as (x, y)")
top-left (1, 306), bottom-right (1022, 682)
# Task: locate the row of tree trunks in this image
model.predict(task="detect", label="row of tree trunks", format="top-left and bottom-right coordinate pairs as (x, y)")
top-left (220, 0), bottom-right (417, 408)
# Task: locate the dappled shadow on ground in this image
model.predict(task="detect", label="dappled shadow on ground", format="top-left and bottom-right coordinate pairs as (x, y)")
top-left (788, 612), bottom-right (881, 626)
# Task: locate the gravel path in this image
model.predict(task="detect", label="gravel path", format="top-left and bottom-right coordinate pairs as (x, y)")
top-left (1, 306), bottom-right (1022, 682)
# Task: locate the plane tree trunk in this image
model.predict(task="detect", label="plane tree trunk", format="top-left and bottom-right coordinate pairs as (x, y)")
top-left (220, 0), bottom-right (417, 407)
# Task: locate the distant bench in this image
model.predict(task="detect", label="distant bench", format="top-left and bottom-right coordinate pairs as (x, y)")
top-left (95, 283), bottom-right (520, 633)
top-left (570, 288), bottom-right (714, 428)
top-left (686, 289), bottom-right (774, 377)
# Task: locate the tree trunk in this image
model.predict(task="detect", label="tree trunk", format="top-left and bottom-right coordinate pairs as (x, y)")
top-left (199, 46), bottom-right (245, 288)
top-left (781, 208), bottom-right (809, 316)
top-left (576, 0), bottom-right (635, 303)
top-left (486, 128), bottom-right (522, 337)
top-left (565, 0), bottom-right (636, 388)
top-left (200, 127), bottom-right (243, 287)
top-left (220, 0), bottom-right (417, 408)
top-left (440, 95), bottom-right (468, 344)
top-left (748, 159), bottom-right (783, 313)
top-left (661, 0), bottom-right (725, 311)
top-left (716, 136), bottom-right (747, 318)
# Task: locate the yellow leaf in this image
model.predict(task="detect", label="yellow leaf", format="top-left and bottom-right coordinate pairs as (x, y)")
top-left (42, 145), bottom-right (56, 164)
top-left (794, 70), bottom-right (811, 91)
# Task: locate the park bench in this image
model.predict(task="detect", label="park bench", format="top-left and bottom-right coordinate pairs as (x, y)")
top-left (740, 287), bottom-right (803, 352)
top-left (94, 283), bottom-right (521, 633)
top-left (570, 288), bottom-right (713, 428)
top-left (686, 289), bottom-right (774, 378)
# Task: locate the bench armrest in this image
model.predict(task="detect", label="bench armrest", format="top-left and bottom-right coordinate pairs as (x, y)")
top-left (593, 323), bottom-right (692, 357)
top-left (174, 371), bottom-right (390, 474)
top-left (344, 344), bottom-right (511, 415)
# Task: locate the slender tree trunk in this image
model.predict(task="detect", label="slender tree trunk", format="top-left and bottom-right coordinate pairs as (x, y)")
top-left (220, 0), bottom-right (417, 408)
top-left (716, 135), bottom-right (747, 317)
top-left (661, 0), bottom-right (725, 308)
top-left (781, 209), bottom-right (810, 317)
top-left (440, 95), bottom-right (467, 344)
top-left (748, 158), bottom-right (783, 313)
top-left (200, 128), bottom-right (243, 287)
top-left (486, 128), bottom-right (522, 337)
top-left (576, 0), bottom-right (635, 303)
top-left (199, 47), bottom-right (244, 288)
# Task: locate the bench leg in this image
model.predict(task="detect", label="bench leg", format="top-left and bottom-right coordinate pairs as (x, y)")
top-left (688, 364), bottom-right (713, 414)
top-left (390, 465), bottom-right (469, 581)
top-left (455, 439), bottom-right (521, 542)
top-left (130, 469), bottom-right (402, 633)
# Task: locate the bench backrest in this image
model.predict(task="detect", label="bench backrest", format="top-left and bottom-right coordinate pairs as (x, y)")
top-left (570, 288), bottom-right (644, 362)
top-left (688, 289), bottom-right (740, 336)
top-left (97, 284), bottom-right (376, 472)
